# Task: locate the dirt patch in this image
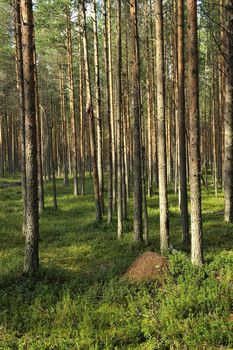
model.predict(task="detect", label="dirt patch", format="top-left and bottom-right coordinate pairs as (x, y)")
top-left (229, 313), bottom-right (233, 322)
top-left (123, 251), bottom-right (168, 282)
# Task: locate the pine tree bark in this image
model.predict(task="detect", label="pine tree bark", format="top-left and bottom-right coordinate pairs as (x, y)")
top-left (15, 0), bottom-right (27, 232)
top-left (177, 0), bottom-right (189, 243)
top-left (103, 0), bottom-right (113, 223)
top-left (81, 0), bottom-right (102, 223)
top-left (20, 0), bottom-right (39, 273)
top-left (224, 0), bottom-right (233, 223)
top-left (116, 0), bottom-right (123, 237)
top-left (93, 0), bottom-right (104, 213)
top-left (66, 11), bottom-right (78, 196)
top-left (130, 0), bottom-right (143, 242)
top-left (187, 0), bottom-right (203, 265)
top-left (155, 0), bottom-right (170, 253)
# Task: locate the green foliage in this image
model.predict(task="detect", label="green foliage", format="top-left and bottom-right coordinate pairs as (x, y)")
top-left (0, 177), bottom-right (232, 349)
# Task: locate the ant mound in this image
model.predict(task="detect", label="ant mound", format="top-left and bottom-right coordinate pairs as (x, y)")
top-left (123, 251), bottom-right (168, 282)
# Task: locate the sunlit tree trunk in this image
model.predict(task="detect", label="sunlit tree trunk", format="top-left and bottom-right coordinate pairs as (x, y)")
top-left (155, 0), bottom-right (170, 253)
top-left (20, 0), bottom-right (39, 273)
top-left (66, 11), bottom-right (78, 196)
top-left (81, 0), bottom-right (102, 223)
top-left (224, 0), bottom-right (233, 223)
top-left (130, 0), bottom-right (143, 242)
top-left (187, 0), bottom-right (203, 265)
top-left (103, 0), bottom-right (113, 223)
top-left (93, 0), bottom-right (104, 213)
top-left (177, 0), bottom-right (189, 243)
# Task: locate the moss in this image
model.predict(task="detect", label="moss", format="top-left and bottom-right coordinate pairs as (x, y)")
top-left (0, 176), bottom-right (232, 349)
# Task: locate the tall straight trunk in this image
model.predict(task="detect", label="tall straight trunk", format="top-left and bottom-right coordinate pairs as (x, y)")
top-left (224, 0), bottom-right (233, 223)
top-left (130, 0), bottom-right (143, 242)
top-left (145, 0), bottom-right (153, 198)
top-left (60, 68), bottom-right (69, 187)
top-left (81, 0), bottom-right (102, 223)
top-left (155, 0), bottom-right (170, 253)
top-left (79, 53), bottom-right (85, 195)
top-left (93, 0), bottom-right (104, 213)
top-left (116, 0), bottom-right (123, 237)
top-left (107, 0), bottom-right (116, 212)
top-left (177, 0), bottom-right (189, 243)
top-left (66, 11), bottom-right (78, 196)
top-left (34, 57), bottom-right (44, 212)
top-left (103, 0), bottom-right (113, 223)
top-left (20, 0), bottom-right (39, 273)
top-left (212, 66), bottom-right (218, 197)
top-left (187, 0), bottom-right (203, 265)
top-left (50, 99), bottom-right (58, 210)
top-left (15, 0), bottom-right (27, 231)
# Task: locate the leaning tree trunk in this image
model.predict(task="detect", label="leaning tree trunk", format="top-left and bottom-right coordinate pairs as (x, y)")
top-left (155, 0), bottom-right (170, 253)
top-left (177, 0), bottom-right (189, 243)
top-left (224, 0), bottom-right (233, 223)
top-left (20, 0), bottom-right (39, 273)
top-left (187, 0), bottom-right (203, 265)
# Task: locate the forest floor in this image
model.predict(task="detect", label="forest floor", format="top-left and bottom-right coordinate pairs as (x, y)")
top-left (0, 176), bottom-right (232, 350)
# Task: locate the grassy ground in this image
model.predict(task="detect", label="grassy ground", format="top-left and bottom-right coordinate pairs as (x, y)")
top-left (0, 176), bottom-right (232, 350)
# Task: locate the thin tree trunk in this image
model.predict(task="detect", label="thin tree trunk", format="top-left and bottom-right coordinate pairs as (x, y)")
top-left (81, 0), bottom-right (102, 223)
top-left (93, 0), bottom-right (104, 213)
top-left (20, 0), bottom-right (39, 273)
top-left (15, 0), bottom-right (27, 232)
top-left (187, 0), bottom-right (203, 265)
top-left (224, 0), bottom-right (233, 223)
top-left (130, 0), bottom-right (143, 242)
top-left (177, 0), bottom-right (189, 243)
top-left (155, 0), bottom-right (170, 253)
top-left (103, 0), bottom-right (113, 223)
top-left (66, 11), bottom-right (78, 196)
top-left (116, 0), bottom-right (123, 237)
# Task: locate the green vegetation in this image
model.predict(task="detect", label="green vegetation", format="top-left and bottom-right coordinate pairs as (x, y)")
top-left (0, 177), bottom-right (232, 349)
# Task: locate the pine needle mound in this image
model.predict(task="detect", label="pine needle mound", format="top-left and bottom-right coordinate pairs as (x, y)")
top-left (123, 251), bottom-right (168, 282)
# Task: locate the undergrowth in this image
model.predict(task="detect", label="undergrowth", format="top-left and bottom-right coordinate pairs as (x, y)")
top-left (0, 176), bottom-right (232, 349)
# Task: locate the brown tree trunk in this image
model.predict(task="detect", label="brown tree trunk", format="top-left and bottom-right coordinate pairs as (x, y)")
top-left (130, 0), bottom-right (143, 242)
top-left (15, 0), bottom-right (27, 232)
top-left (187, 0), bottom-right (203, 265)
top-left (66, 11), bottom-right (78, 196)
top-left (177, 0), bottom-right (189, 243)
top-left (81, 0), bottom-right (102, 223)
top-left (116, 0), bottom-right (123, 237)
top-left (93, 0), bottom-right (104, 213)
top-left (224, 0), bottom-right (233, 223)
top-left (155, 0), bottom-right (170, 253)
top-left (103, 0), bottom-right (113, 223)
top-left (20, 0), bottom-right (39, 273)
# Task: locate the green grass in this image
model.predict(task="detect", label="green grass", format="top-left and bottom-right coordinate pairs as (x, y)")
top-left (0, 176), bottom-right (232, 349)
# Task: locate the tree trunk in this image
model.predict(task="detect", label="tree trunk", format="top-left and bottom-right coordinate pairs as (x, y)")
top-left (103, 0), bottom-right (113, 223)
top-left (66, 11), bottom-right (78, 196)
top-left (224, 0), bottom-right (233, 223)
top-left (15, 0), bottom-right (27, 232)
top-left (177, 0), bottom-right (189, 243)
top-left (81, 0), bottom-right (102, 223)
top-left (20, 0), bottom-right (39, 273)
top-left (93, 0), bottom-right (104, 213)
top-left (130, 0), bottom-right (143, 242)
top-left (155, 0), bottom-right (170, 253)
top-left (187, 0), bottom-right (203, 265)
